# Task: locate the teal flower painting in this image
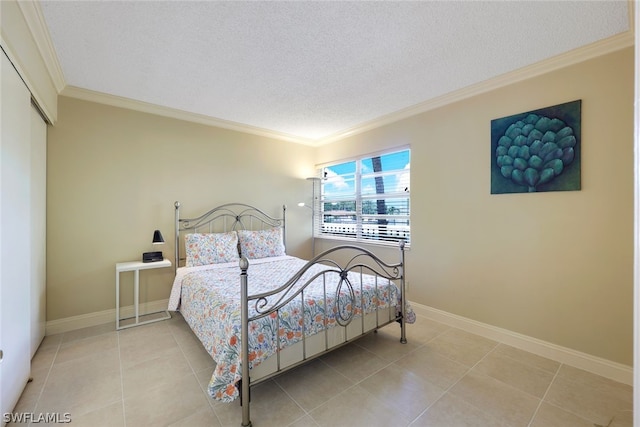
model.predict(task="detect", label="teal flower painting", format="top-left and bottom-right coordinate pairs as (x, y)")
top-left (491, 100), bottom-right (581, 194)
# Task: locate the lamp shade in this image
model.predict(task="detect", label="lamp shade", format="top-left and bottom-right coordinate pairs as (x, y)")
top-left (152, 230), bottom-right (165, 244)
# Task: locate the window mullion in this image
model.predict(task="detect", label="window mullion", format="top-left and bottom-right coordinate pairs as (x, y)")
top-left (356, 160), bottom-right (362, 240)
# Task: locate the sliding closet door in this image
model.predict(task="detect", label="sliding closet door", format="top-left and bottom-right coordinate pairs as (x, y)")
top-left (30, 105), bottom-right (46, 357)
top-left (0, 51), bottom-right (32, 419)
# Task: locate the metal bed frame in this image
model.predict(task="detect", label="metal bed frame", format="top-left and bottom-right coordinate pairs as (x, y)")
top-left (174, 201), bottom-right (286, 271)
top-left (174, 202), bottom-right (407, 427)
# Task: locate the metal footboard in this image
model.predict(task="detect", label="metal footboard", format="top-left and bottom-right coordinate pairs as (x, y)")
top-left (239, 242), bottom-right (407, 427)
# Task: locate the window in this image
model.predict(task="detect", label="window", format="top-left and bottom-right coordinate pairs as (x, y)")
top-left (316, 148), bottom-right (410, 245)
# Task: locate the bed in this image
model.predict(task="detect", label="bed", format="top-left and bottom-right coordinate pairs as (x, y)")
top-left (168, 202), bottom-right (414, 427)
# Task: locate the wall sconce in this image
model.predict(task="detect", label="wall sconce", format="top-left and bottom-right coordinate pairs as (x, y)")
top-left (143, 230), bottom-right (165, 262)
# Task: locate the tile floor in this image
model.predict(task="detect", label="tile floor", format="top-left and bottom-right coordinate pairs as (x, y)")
top-left (8, 313), bottom-right (633, 427)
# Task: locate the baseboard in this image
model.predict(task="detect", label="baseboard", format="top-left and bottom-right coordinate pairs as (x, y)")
top-left (45, 299), bottom-right (170, 335)
top-left (411, 302), bottom-right (633, 386)
top-left (45, 299), bottom-right (632, 386)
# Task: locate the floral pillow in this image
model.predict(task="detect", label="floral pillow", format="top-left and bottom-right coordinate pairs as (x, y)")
top-left (185, 232), bottom-right (239, 267)
top-left (237, 228), bottom-right (285, 259)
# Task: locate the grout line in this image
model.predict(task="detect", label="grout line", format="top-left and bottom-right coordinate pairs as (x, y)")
top-left (408, 334), bottom-right (501, 425)
top-left (29, 337), bottom-right (62, 427)
top-left (278, 348), bottom-right (361, 414)
top-left (530, 364), bottom-right (632, 426)
top-left (272, 375), bottom-right (309, 420)
top-left (116, 329), bottom-right (127, 427)
top-left (168, 314), bottom-right (225, 427)
top-left (526, 361), bottom-right (563, 427)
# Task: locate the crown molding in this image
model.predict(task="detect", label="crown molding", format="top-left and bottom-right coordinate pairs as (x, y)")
top-left (61, 85), bottom-right (316, 146)
top-left (16, 0), bottom-right (65, 93)
top-left (58, 28), bottom-right (632, 148)
top-left (316, 30), bottom-right (635, 146)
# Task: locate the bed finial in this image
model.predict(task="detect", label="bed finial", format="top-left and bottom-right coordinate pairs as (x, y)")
top-left (174, 201), bottom-right (181, 273)
top-left (239, 256), bottom-right (249, 271)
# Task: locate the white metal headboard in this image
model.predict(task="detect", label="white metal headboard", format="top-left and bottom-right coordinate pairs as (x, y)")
top-left (174, 201), bottom-right (286, 270)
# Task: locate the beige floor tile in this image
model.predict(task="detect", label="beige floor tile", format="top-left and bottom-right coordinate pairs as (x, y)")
top-left (405, 315), bottom-right (450, 343)
top-left (353, 325), bottom-right (423, 362)
top-left (121, 345), bottom-right (194, 399)
top-left (472, 349), bottom-right (556, 398)
top-left (544, 366), bottom-right (633, 426)
top-left (309, 384), bottom-right (411, 427)
top-left (117, 319), bottom-right (171, 344)
top-left (194, 367), bottom-right (222, 408)
top-left (61, 401), bottom-right (124, 427)
top-left (12, 372), bottom-right (46, 414)
top-left (169, 316), bottom-right (206, 348)
top-left (123, 373), bottom-right (210, 426)
top-left (426, 328), bottom-right (498, 367)
top-left (30, 344), bottom-right (58, 373)
top-left (61, 322), bottom-right (115, 344)
top-left (530, 402), bottom-right (599, 427)
top-left (556, 364), bottom-right (633, 404)
top-left (319, 342), bottom-right (390, 382)
top-left (180, 340), bottom-right (217, 372)
top-left (35, 350), bottom-right (122, 418)
top-left (359, 363), bottom-right (445, 421)
top-left (168, 406), bottom-right (222, 427)
top-left (275, 358), bottom-right (353, 411)
top-left (18, 313), bottom-right (634, 427)
top-left (449, 371), bottom-right (540, 426)
top-left (55, 332), bottom-right (118, 364)
top-left (286, 414), bottom-right (321, 426)
top-left (6, 392), bottom-right (39, 427)
top-left (395, 345), bottom-right (469, 389)
top-left (119, 322), bottom-right (180, 368)
top-left (492, 343), bottom-right (561, 373)
top-left (213, 380), bottom-right (305, 427)
top-left (412, 392), bottom-right (509, 427)
top-left (37, 333), bottom-right (63, 351)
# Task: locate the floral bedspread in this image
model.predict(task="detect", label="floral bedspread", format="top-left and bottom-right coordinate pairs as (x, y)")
top-left (168, 255), bottom-right (415, 402)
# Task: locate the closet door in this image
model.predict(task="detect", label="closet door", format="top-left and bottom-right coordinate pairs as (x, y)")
top-left (30, 105), bottom-right (46, 357)
top-left (0, 51), bottom-right (32, 419)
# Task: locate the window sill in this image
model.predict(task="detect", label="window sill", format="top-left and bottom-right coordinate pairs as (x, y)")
top-left (315, 235), bottom-right (410, 251)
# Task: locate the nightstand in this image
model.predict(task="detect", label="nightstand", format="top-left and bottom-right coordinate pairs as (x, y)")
top-left (115, 258), bottom-right (172, 330)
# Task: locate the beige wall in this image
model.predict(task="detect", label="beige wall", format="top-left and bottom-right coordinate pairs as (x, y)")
top-left (47, 97), bottom-right (316, 321)
top-left (316, 47), bottom-right (635, 366)
top-left (48, 47), bottom-right (634, 367)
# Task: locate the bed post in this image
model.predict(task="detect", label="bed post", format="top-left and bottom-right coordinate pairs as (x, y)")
top-left (174, 201), bottom-right (181, 274)
top-left (282, 204), bottom-right (287, 253)
top-left (400, 240), bottom-right (407, 344)
top-left (239, 256), bottom-right (252, 427)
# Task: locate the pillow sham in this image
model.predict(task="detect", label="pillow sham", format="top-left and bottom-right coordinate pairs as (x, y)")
top-left (237, 228), bottom-right (285, 259)
top-left (185, 231), bottom-right (239, 267)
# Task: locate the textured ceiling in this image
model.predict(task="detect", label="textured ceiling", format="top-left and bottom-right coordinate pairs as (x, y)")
top-left (39, 1), bottom-right (631, 143)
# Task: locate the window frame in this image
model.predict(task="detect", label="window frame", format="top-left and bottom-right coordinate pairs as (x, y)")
top-left (314, 147), bottom-right (410, 247)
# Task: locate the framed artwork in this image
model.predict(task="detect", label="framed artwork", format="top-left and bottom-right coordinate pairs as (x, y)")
top-left (491, 100), bottom-right (581, 194)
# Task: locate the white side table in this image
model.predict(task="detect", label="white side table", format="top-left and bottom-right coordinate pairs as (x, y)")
top-left (116, 258), bottom-right (172, 330)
